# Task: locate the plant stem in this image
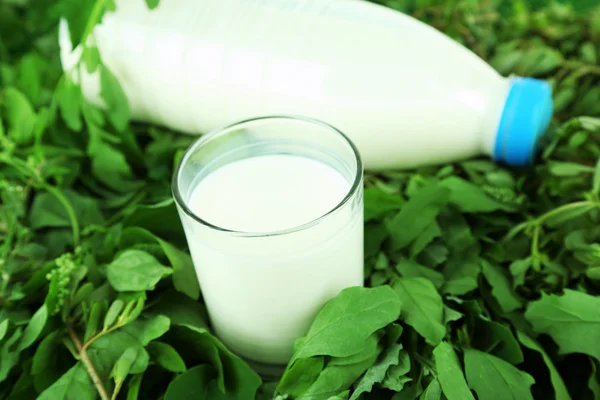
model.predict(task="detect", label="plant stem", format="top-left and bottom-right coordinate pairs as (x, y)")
top-left (68, 326), bottom-right (110, 400)
top-left (44, 184), bottom-right (80, 246)
top-left (535, 200), bottom-right (597, 225)
top-left (531, 226), bottom-right (541, 271)
top-left (563, 60), bottom-right (600, 76)
top-left (80, 0), bottom-right (106, 47)
top-left (111, 380), bottom-right (124, 400)
top-left (0, 154), bottom-right (34, 178)
top-left (82, 322), bottom-right (123, 352)
top-left (0, 154), bottom-right (80, 246)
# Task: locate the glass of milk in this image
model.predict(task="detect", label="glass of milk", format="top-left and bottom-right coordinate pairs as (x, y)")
top-left (172, 116), bottom-right (364, 369)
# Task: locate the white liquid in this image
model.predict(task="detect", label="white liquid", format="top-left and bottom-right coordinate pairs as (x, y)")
top-left (190, 155), bottom-right (349, 232)
top-left (59, 0), bottom-right (512, 169)
top-left (182, 154), bottom-right (363, 364)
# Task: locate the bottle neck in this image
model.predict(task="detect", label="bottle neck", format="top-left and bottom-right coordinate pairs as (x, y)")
top-left (481, 77), bottom-right (513, 157)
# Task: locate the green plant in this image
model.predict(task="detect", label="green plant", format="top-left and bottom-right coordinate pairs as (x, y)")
top-left (1, 0), bottom-right (600, 399)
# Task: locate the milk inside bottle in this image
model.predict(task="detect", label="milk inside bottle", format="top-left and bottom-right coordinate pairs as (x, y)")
top-left (59, 0), bottom-right (554, 170)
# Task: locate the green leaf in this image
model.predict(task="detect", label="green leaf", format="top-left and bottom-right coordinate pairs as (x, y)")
top-left (147, 341), bottom-right (187, 372)
top-left (17, 304), bottom-right (47, 350)
top-left (81, 100), bottom-right (105, 127)
top-left (380, 350), bottom-right (411, 391)
top-left (545, 203), bottom-right (597, 227)
top-left (329, 334), bottom-right (381, 366)
top-left (509, 258), bottom-right (531, 288)
top-left (165, 325), bottom-right (262, 399)
top-left (16, 53), bottom-right (42, 104)
top-left (127, 374), bottom-right (143, 400)
top-left (6, 366), bottom-right (37, 400)
top-left (111, 347), bottom-right (138, 382)
top-left (580, 42), bottom-right (598, 64)
top-left (106, 250), bottom-right (172, 292)
top-left (392, 278), bottom-right (445, 345)
top-left (553, 86), bottom-right (577, 113)
top-left (164, 365), bottom-right (215, 400)
top-left (37, 363), bottom-right (96, 400)
top-left (326, 392), bottom-right (349, 400)
top-left (440, 177), bottom-right (512, 212)
top-left (519, 46), bottom-right (563, 76)
top-left (524, 290), bottom-right (600, 360)
top-left (29, 189), bottom-right (103, 230)
top-left (32, 330), bottom-right (61, 375)
top-left (88, 330), bottom-right (150, 377)
top-left (365, 222), bottom-right (388, 258)
top-left (387, 184), bottom-right (451, 250)
top-left (0, 320), bottom-right (8, 342)
top-left (410, 221), bottom-right (442, 258)
top-left (123, 199), bottom-right (186, 243)
top-left (586, 267), bottom-right (600, 280)
top-left (121, 315), bottom-right (170, 346)
top-left (105, 0), bottom-right (116, 11)
top-left (156, 237), bottom-right (200, 300)
top-left (593, 158), bottom-right (600, 195)
top-left (481, 260), bottom-right (523, 313)
top-left (103, 299), bottom-right (124, 330)
top-left (364, 187), bottom-right (404, 222)
top-left (84, 302), bottom-right (105, 342)
top-left (100, 65), bottom-right (130, 131)
top-left (516, 332), bottom-right (571, 400)
top-left (291, 286), bottom-right (402, 361)
top-left (395, 259), bottom-right (445, 289)
top-left (82, 46), bottom-right (101, 74)
top-left (464, 349), bottom-right (534, 400)
top-left (299, 353), bottom-right (378, 400)
top-left (55, 76), bottom-right (82, 131)
top-left (150, 290), bottom-right (208, 329)
top-left (442, 277), bottom-right (478, 296)
top-left (1, 86), bottom-right (35, 144)
top-left (145, 0), bottom-right (160, 10)
top-left (350, 343), bottom-right (404, 400)
top-left (444, 306), bottom-right (464, 324)
top-left (0, 329), bottom-right (23, 382)
top-left (87, 129), bottom-right (138, 193)
top-left (589, 359), bottom-right (600, 400)
top-left (441, 213), bottom-right (477, 255)
top-left (420, 379), bottom-right (442, 400)
top-left (72, 282), bottom-right (94, 306)
top-left (278, 357), bottom-right (325, 397)
top-left (121, 295), bottom-right (146, 325)
top-left (472, 319), bottom-right (523, 365)
top-left (548, 161), bottom-right (595, 177)
top-left (59, 0), bottom-right (97, 48)
top-left (433, 342), bottom-right (475, 400)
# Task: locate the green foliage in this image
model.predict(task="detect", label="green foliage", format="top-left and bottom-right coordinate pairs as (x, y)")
top-left (290, 286), bottom-right (401, 361)
top-left (433, 342), bottom-right (475, 400)
top-left (525, 290), bottom-right (600, 360)
top-left (1, 0), bottom-right (600, 399)
top-left (392, 278), bottom-right (445, 346)
top-left (464, 349), bottom-right (535, 400)
top-left (106, 250), bottom-right (172, 292)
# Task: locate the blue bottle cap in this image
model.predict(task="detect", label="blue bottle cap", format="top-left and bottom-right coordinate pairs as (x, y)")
top-left (493, 77), bottom-right (554, 166)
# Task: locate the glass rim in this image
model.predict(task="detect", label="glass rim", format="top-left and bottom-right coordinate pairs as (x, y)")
top-left (171, 115), bottom-right (363, 238)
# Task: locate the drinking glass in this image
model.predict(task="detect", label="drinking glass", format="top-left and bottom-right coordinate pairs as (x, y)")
top-left (172, 116), bottom-right (364, 368)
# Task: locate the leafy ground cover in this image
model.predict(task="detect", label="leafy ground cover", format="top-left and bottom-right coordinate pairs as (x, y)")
top-left (1, 0), bottom-right (600, 399)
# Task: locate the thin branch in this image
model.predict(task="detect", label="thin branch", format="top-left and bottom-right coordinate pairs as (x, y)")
top-left (80, 0), bottom-right (107, 47)
top-left (68, 326), bottom-right (111, 400)
top-left (82, 322), bottom-right (123, 352)
top-left (44, 184), bottom-right (80, 246)
top-left (111, 380), bottom-right (124, 400)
